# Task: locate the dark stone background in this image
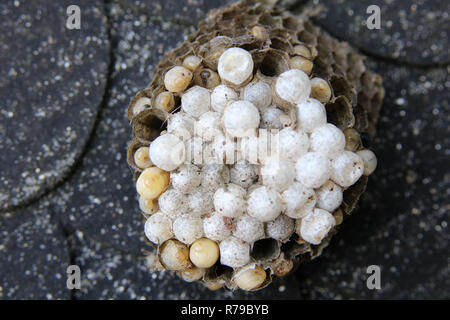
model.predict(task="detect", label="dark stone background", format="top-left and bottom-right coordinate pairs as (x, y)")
top-left (0, 0), bottom-right (448, 299)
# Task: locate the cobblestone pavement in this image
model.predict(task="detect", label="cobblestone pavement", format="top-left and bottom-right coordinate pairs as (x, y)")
top-left (0, 0), bottom-right (448, 299)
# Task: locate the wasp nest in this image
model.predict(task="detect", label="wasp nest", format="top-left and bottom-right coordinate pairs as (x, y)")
top-left (127, 0), bottom-right (384, 291)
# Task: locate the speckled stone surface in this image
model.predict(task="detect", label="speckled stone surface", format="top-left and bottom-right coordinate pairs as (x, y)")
top-left (0, 0), bottom-right (110, 210)
top-left (0, 201), bottom-right (70, 299)
top-left (0, 0), bottom-right (448, 300)
top-left (69, 233), bottom-right (234, 299)
top-left (313, 0), bottom-right (449, 65)
top-left (117, 0), bottom-right (235, 22)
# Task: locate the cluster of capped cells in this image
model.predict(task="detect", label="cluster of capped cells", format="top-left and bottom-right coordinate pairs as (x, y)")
top-left (133, 45), bottom-right (377, 291)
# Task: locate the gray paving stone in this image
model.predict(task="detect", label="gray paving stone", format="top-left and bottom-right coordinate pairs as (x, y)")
top-left (313, 0), bottom-right (449, 65)
top-left (69, 234), bottom-right (231, 299)
top-left (0, 0), bottom-right (110, 210)
top-left (111, 0), bottom-right (235, 24)
top-left (0, 203), bottom-right (71, 300)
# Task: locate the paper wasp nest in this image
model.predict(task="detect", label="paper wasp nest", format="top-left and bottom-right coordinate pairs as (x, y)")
top-left (126, 0), bottom-right (384, 291)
